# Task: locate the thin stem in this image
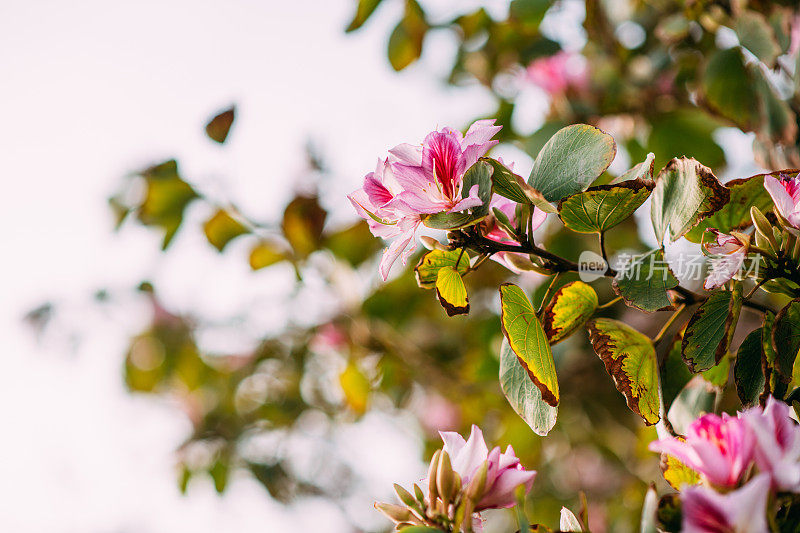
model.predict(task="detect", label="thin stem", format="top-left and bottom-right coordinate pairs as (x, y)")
top-left (537, 273), bottom-right (562, 316)
top-left (455, 247), bottom-right (466, 270)
top-left (652, 304), bottom-right (687, 345)
top-left (599, 231), bottom-right (608, 264)
top-left (597, 295), bottom-right (623, 309)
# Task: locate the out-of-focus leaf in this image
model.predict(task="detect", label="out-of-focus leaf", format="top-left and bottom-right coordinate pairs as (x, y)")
top-left (282, 195), bottom-right (327, 260)
top-left (682, 286), bottom-right (742, 372)
top-left (685, 173), bottom-right (774, 242)
top-left (210, 450), bottom-right (230, 493)
top-left (137, 160), bottom-right (199, 249)
top-left (323, 222), bottom-right (381, 267)
top-left (702, 353), bottom-right (730, 389)
top-left (586, 318), bottom-right (660, 425)
top-left (528, 124), bottom-right (617, 203)
top-left (249, 240), bottom-right (288, 270)
top-left (645, 111), bottom-right (726, 171)
top-left (541, 280), bottom-right (597, 344)
top-left (735, 11), bottom-right (780, 65)
top-left (509, 0), bottom-right (550, 27)
top-left (339, 360), bottom-right (370, 414)
top-left (483, 157), bottom-right (556, 213)
top-left (655, 14), bottom-right (690, 44)
top-left (205, 106), bottom-right (235, 144)
top-left (656, 494), bottom-right (682, 532)
top-left (560, 507), bottom-right (584, 532)
top-left (415, 249), bottom-right (470, 289)
top-left (435, 266), bottom-right (469, 316)
top-left (734, 328), bottom-right (765, 407)
top-left (499, 339), bottom-right (558, 436)
top-left (615, 152), bottom-right (655, 183)
top-left (558, 179), bottom-right (653, 234)
top-left (499, 283), bottom-right (559, 407)
top-left (702, 48), bottom-right (759, 131)
top-left (752, 64), bottom-right (798, 145)
top-left (387, 0), bottom-right (427, 71)
top-left (203, 209), bottom-right (248, 252)
top-left (661, 332), bottom-right (693, 411)
top-left (773, 299), bottom-right (800, 385)
top-left (668, 377), bottom-right (717, 435)
top-left (612, 249), bottom-right (678, 312)
top-left (660, 439), bottom-right (701, 490)
top-left (345, 0), bottom-right (383, 32)
top-left (650, 157), bottom-right (729, 246)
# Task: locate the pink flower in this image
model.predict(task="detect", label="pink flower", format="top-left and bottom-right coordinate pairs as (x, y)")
top-left (486, 195), bottom-right (546, 272)
top-left (439, 425), bottom-right (536, 511)
top-left (764, 172), bottom-right (800, 229)
top-left (681, 473), bottom-right (770, 533)
top-left (741, 397), bottom-right (800, 492)
top-left (525, 52), bottom-right (588, 96)
top-left (649, 413), bottom-right (754, 488)
top-left (348, 120), bottom-right (501, 280)
top-left (703, 230), bottom-right (748, 290)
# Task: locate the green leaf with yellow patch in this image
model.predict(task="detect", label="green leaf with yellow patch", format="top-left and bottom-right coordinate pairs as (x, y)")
top-left (541, 281), bottom-right (598, 344)
top-left (282, 195), bottom-right (327, 259)
top-left (528, 124), bottom-right (617, 203)
top-left (203, 209), bottom-right (249, 252)
top-left (248, 240), bottom-right (289, 270)
top-left (499, 339), bottom-right (558, 436)
top-left (685, 173), bottom-right (775, 242)
top-left (587, 318), bottom-right (660, 425)
top-left (558, 179), bottom-right (654, 234)
top-left (339, 359), bottom-right (370, 415)
top-left (650, 157), bottom-right (729, 246)
top-left (435, 266), bottom-right (469, 316)
top-left (136, 159), bottom-right (199, 249)
top-left (682, 286), bottom-right (742, 372)
top-left (415, 249), bottom-right (470, 289)
top-left (499, 283), bottom-right (559, 407)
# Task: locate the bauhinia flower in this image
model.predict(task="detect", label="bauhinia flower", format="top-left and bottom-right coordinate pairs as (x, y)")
top-left (525, 51), bottom-right (588, 96)
top-left (348, 120), bottom-right (501, 280)
top-left (440, 424), bottom-right (536, 511)
top-left (681, 473), bottom-right (770, 533)
top-left (764, 172), bottom-right (800, 229)
top-left (702, 230), bottom-right (748, 290)
top-left (649, 413), bottom-right (754, 488)
top-left (741, 396), bottom-right (800, 492)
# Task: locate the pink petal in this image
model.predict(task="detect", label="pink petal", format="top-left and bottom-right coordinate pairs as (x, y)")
top-left (451, 425), bottom-right (489, 478)
top-left (765, 175), bottom-right (798, 224)
top-left (449, 184), bottom-right (484, 212)
top-left (704, 249), bottom-right (746, 290)
top-left (389, 143), bottom-right (423, 166)
top-left (462, 119), bottom-right (502, 148)
top-left (423, 130), bottom-right (466, 200)
top-left (462, 140), bottom-right (499, 169)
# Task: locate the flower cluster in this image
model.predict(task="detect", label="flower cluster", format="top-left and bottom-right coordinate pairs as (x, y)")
top-left (348, 121), bottom-right (501, 280)
top-left (376, 425), bottom-right (536, 532)
top-left (650, 397), bottom-right (800, 532)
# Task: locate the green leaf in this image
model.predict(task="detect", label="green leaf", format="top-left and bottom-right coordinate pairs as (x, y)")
top-left (460, 160), bottom-right (493, 217)
top-left (661, 332), bottom-right (693, 412)
top-left (752, 64), bottom-right (798, 145)
top-left (650, 157), bottom-right (730, 246)
top-left (499, 283), bottom-right (559, 407)
top-left (282, 195), bottom-right (327, 259)
top-left (773, 299), bottom-right (800, 385)
top-left (684, 173), bottom-right (775, 242)
top-left (249, 240), bottom-right (288, 270)
top-left (660, 442), bottom-right (701, 490)
top-left (323, 222), bottom-right (382, 267)
top-left (645, 110), bottom-right (726, 171)
top-left (702, 48), bottom-right (759, 131)
top-left (586, 318), bottom-right (660, 425)
top-left (667, 377), bottom-right (717, 435)
top-left (528, 124), bottom-right (617, 203)
top-left (558, 179), bottom-right (654, 234)
top-left (136, 159), bottom-right (199, 249)
top-left (345, 0), bottom-right (383, 32)
top-left (615, 152), bottom-right (655, 183)
top-left (499, 339), bottom-right (558, 436)
top-left (435, 266), bottom-right (469, 316)
top-left (612, 249), bottom-right (678, 312)
top-left (734, 328), bottom-right (766, 407)
top-left (735, 11), bottom-right (781, 65)
top-left (205, 106), bottom-right (235, 144)
top-left (421, 211), bottom-right (486, 230)
top-left (414, 249), bottom-right (470, 289)
top-left (541, 281), bottom-right (598, 344)
top-left (682, 287), bottom-right (742, 372)
top-left (203, 209), bottom-right (248, 252)
top-left (656, 494), bottom-right (682, 533)
top-left (702, 353), bottom-right (730, 388)
top-left (482, 158), bottom-right (557, 213)
top-left (339, 359), bottom-right (370, 414)
top-left (387, 0), bottom-right (427, 71)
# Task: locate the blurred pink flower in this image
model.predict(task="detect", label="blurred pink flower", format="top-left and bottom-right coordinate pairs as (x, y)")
top-left (311, 322), bottom-right (348, 352)
top-left (790, 15), bottom-right (800, 57)
top-left (764, 172), bottom-right (800, 229)
top-left (439, 425), bottom-right (536, 510)
top-left (741, 397), bottom-right (800, 492)
top-left (703, 230), bottom-right (747, 290)
top-left (681, 473), bottom-right (770, 533)
top-left (525, 51), bottom-right (587, 96)
top-left (649, 413), bottom-right (754, 488)
top-left (486, 195), bottom-right (546, 272)
top-left (348, 120), bottom-right (501, 280)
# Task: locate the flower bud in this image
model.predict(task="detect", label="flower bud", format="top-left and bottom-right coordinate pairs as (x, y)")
top-left (751, 206), bottom-right (778, 252)
top-left (393, 483), bottom-right (417, 509)
top-left (465, 460), bottom-right (488, 504)
top-left (427, 449), bottom-right (441, 503)
top-left (412, 483), bottom-right (425, 505)
top-left (374, 502), bottom-right (413, 524)
top-left (436, 451), bottom-right (457, 505)
top-left (420, 236), bottom-right (447, 251)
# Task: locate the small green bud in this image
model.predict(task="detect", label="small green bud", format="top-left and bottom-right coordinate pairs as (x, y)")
top-left (427, 450), bottom-right (441, 502)
top-left (751, 206), bottom-right (778, 252)
top-left (375, 502), bottom-right (413, 523)
top-left (394, 484), bottom-right (417, 509)
top-left (465, 460), bottom-right (488, 504)
top-left (436, 451), bottom-right (456, 505)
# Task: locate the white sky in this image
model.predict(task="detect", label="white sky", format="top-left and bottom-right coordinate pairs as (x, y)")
top-left (0, 1), bottom-right (510, 531)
